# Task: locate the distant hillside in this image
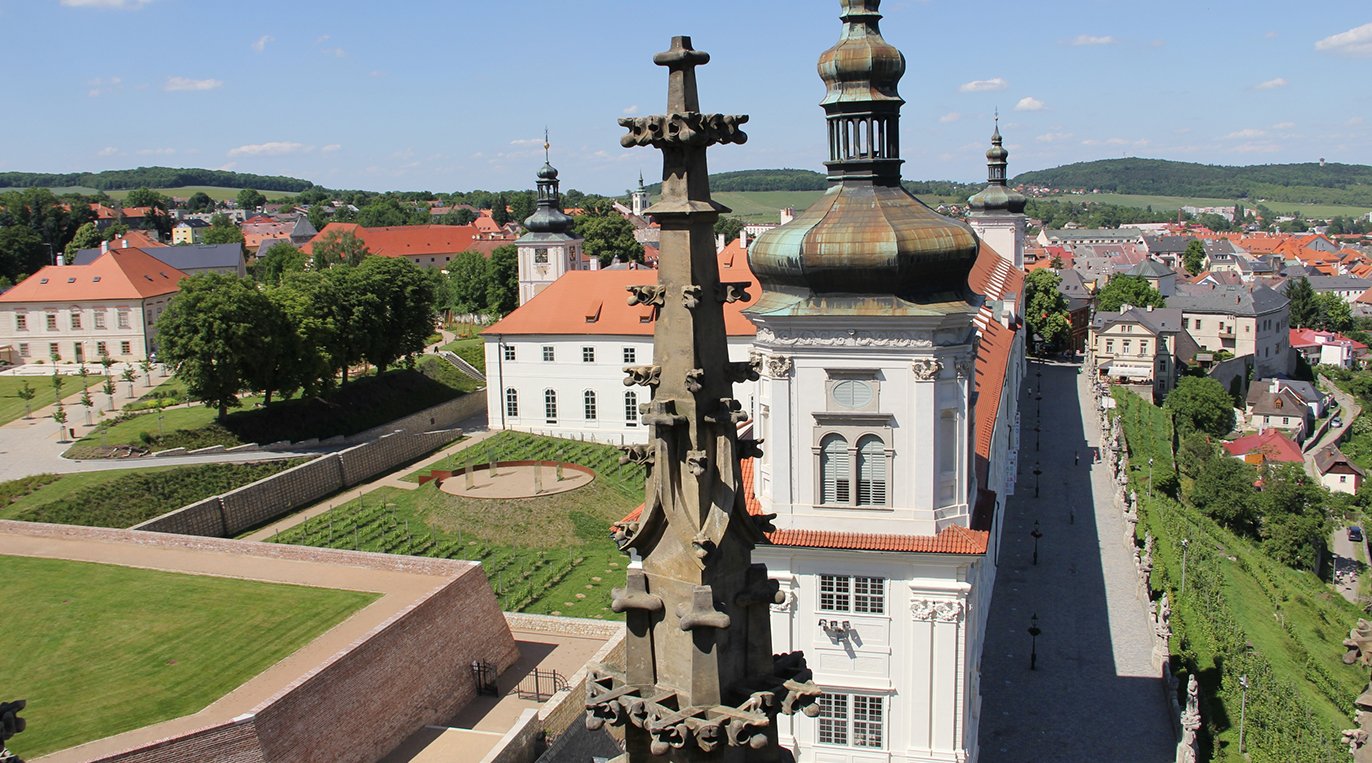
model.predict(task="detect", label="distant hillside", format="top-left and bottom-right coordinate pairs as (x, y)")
top-left (0, 167), bottom-right (316, 193)
top-left (1014, 159), bottom-right (1372, 207)
top-left (646, 168), bottom-right (980, 199)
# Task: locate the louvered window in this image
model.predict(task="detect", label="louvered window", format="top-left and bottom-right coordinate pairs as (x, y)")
top-left (856, 435), bottom-right (887, 506)
top-left (821, 435), bottom-right (849, 504)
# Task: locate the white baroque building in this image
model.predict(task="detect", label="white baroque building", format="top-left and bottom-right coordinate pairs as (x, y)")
top-left (515, 153), bottom-right (596, 306)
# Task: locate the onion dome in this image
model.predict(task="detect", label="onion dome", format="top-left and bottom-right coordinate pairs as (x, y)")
top-left (523, 139), bottom-right (575, 235)
top-left (748, 0), bottom-right (979, 308)
top-left (967, 120), bottom-right (1027, 214)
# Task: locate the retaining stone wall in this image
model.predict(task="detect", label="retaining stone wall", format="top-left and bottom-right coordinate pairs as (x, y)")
top-left (98, 719), bottom-right (264, 763)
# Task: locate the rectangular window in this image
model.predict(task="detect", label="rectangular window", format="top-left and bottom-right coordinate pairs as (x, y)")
top-left (817, 693), bottom-right (884, 749)
top-left (96, 341), bottom-right (108, 357)
top-left (1139, 341), bottom-right (1149, 356)
top-left (120, 341), bottom-right (131, 355)
top-left (502, 345), bottom-right (516, 361)
top-left (819, 575), bottom-right (850, 612)
top-left (852, 695), bottom-right (884, 748)
top-left (1121, 339), bottom-right (1131, 355)
top-left (818, 694), bottom-right (848, 746)
top-left (852, 576), bottom-right (884, 614)
top-left (117, 311), bottom-right (130, 329)
top-left (582, 346), bottom-right (595, 363)
top-left (70, 312), bottom-right (81, 330)
top-left (46, 314), bottom-right (57, 331)
top-left (1104, 339), bottom-right (1114, 354)
top-left (48, 342), bottom-right (60, 359)
top-left (623, 346), bottom-right (636, 364)
top-left (542, 345), bottom-right (554, 362)
top-left (94, 311), bottom-right (106, 329)
top-left (15, 314), bottom-right (26, 331)
top-left (18, 343), bottom-right (28, 356)
top-left (819, 575), bottom-right (885, 613)
top-left (624, 391), bottom-right (639, 427)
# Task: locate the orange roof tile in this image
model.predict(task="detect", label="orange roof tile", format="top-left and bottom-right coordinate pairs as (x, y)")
top-left (974, 318), bottom-right (1017, 461)
top-left (1222, 430), bottom-right (1303, 464)
top-left (0, 248), bottom-right (187, 303)
top-left (485, 240), bottom-right (758, 337)
top-left (302, 223), bottom-right (482, 258)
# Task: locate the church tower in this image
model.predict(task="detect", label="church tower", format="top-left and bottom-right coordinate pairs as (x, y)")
top-left (516, 139), bottom-right (591, 306)
top-left (744, 2), bottom-right (1014, 760)
top-left (630, 171), bottom-right (650, 217)
top-left (966, 118), bottom-right (1028, 270)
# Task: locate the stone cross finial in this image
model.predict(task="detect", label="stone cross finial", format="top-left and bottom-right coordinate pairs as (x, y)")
top-left (653, 36), bottom-right (710, 113)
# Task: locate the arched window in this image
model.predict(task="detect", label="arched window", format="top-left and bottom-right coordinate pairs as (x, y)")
top-left (820, 434), bottom-right (850, 505)
top-left (505, 388), bottom-right (518, 418)
top-left (624, 391), bottom-right (639, 427)
top-left (544, 389), bottom-right (558, 423)
top-left (584, 390), bottom-right (598, 420)
top-left (856, 435), bottom-right (887, 506)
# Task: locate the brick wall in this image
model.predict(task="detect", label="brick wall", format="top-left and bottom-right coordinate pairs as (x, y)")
top-left (344, 393), bottom-right (487, 445)
top-left (98, 719), bottom-right (264, 763)
top-left (536, 630), bottom-right (625, 744)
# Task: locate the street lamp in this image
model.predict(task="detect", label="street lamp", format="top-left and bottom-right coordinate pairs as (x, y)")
top-left (1035, 422), bottom-right (1041, 451)
top-left (1180, 538), bottom-right (1191, 595)
top-left (1033, 463), bottom-right (1042, 498)
top-left (1028, 613), bottom-right (1041, 670)
top-left (1148, 457), bottom-right (1154, 498)
top-left (1238, 674), bottom-right (1249, 755)
top-left (1031, 520), bottom-right (1043, 565)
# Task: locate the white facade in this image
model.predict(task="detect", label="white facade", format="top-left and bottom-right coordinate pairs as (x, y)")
top-left (0, 295), bottom-right (172, 364)
top-left (484, 333), bottom-right (756, 445)
top-left (517, 238), bottom-right (592, 306)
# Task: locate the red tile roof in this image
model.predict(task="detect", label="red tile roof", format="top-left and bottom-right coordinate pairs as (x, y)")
top-left (302, 222), bottom-right (483, 258)
top-left (0, 248), bottom-right (187, 303)
top-left (974, 318), bottom-right (1017, 462)
top-left (1222, 430), bottom-right (1304, 464)
top-left (485, 239), bottom-right (758, 337)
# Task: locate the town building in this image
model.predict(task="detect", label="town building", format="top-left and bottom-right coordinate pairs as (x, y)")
top-left (1245, 380), bottom-right (1312, 441)
top-left (743, 7), bottom-right (1021, 760)
top-left (1088, 306), bottom-right (1185, 401)
top-left (1167, 283), bottom-right (1291, 378)
top-left (1289, 328), bottom-right (1368, 369)
top-left (1313, 445), bottom-right (1365, 494)
top-left (1222, 429), bottom-right (1304, 466)
top-left (1123, 258), bottom-right (1177, 297)
top-left (171, 218), bottom-right (208, 245)
top-left (0, 248), bottom-right (186, 364)
top-left (302, 222), bottom-right (509, 270)
top-left (514, 151), bottom-right (596, 306)
top-left (73, 242), bottom-right (245, 278)
top-left (1036, 227), bottom-right (1144, 248)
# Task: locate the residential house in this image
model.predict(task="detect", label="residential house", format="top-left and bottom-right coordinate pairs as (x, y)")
top-left (242, 215), bottom-right (317, 254)
top-left (1313, 445), bottom-right (1365, 494)
top-left (1056, 268), bottom-right (1092, 352)
top-left (73, 243), bottom-right (245, 278)
top-left (1088, 306), bottom-right (1184, 401)
top-left (302, 223), bottom-right (509, 270)
top-left (1289, 328), bottom-right (1368, 369)
top-left (1306, 275), bottom-right (1372, 305)
top-left (1037, 227), bottom-right (1145, 247)
top-left (1123, 258), bottom-right (1177, 297)
top-left (1168, 283), bottom-right (1291, 377)
top-left (1223, 429), bottom-right (1304, 466)
top-left (1245, 381), bottom-right (1312, 441)
top-left (171, 218), bottom-right (209, 245)
top-left (0, 248), bottom-right (186, 364)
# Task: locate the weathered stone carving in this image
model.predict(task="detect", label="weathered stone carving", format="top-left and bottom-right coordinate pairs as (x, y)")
top-left (911, 358), bottom-right (943, 381)
top-left (624, 364), bottom-right (663, 388)
top-left (763, 354), bottom-right (793, 379)
top-left (756, 326), bottom-right (934, 348)
top-left (726, 359), bottom-right (761, 384)
top-left (911, 598), bottom-right (965, 623)
top-left (619, 112), bottom-right (749, 150)
top-left (717, 281), bottom-right (751, 304)
top-left (627, 284), bottom-right (667, 307)
top-left (1343, 619), bottom-right (1372, 666)
top-left (619, 444), bottom-right (655, 467)
top-left (685, 368), bottom-right (705, 393)
top-left (682, 284), bottom-right (703, 309)
top-left (738, 439), bottom-right (765, 461)
top-left (1176, 675), bottom-right (1201, 763)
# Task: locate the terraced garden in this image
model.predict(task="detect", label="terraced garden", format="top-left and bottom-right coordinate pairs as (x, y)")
top-left (268, 431), bottom-right (645, 618)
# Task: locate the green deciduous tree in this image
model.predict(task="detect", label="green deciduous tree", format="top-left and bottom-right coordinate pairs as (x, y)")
top-left (1182, 240), bottom-right (1206, 275)
top-left (1094, 274), bottom-right (1166, 313)
top-left (16, 381), bottom-right (35, 419)
top-left (253, 241), bottom-right (306, 285)
top-left (186, 191), bottom-right (215, 213)
top-left (1024, 268), bottom-right (1073, 352)
top-left (354, 257), bottom-right (438, 374)
top-left (714, 216), bottom-right (746, 244)
top-left (358, 196), bottom-right (422, 227)
top-left (446, 250), bottom-right (491, 315)
top-left (1312, 292), bottom-right (1353, 333)
top-left (1285, 276), bottom-right (1317, 328)
top-left (236, 188), bottom-right (266, 212)
top-left (156, 274), bottom-right (271, 418)
top-left (1189, 455), bottom-right (1258, 533)
top-left (574, 202), bottom-right (641, 265)
top-left (310, 228), bottom-right (369, 269)
top-left (0, 225), bottom-right (48, 282)
top-left (1176, 431), bottom-right (1219, 480)
top-left (1164, 376), bottom-right (1236, 437)
top-left (486, 244), bottom-right (519, 314)
top-left (63, 222), bottom-right (102, 257)
top-left (202, 213), bottom-right (244, 246)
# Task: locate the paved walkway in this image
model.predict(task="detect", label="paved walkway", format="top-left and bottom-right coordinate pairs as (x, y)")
top-left (978, 361), bottom-right (1174, 762)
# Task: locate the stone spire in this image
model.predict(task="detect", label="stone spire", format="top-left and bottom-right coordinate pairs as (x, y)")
top-left (968, 115), bottom-right (1027, 214)
top-left (522, 132), bottom-right (575, 234)
top-left (586, 36), bottom-right (819, 761)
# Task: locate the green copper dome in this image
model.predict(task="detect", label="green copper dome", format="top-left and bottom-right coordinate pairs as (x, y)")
top-left (748, 0), bottom-right (979, 306)
top-left (967, 121), bottom-right (1027, 214)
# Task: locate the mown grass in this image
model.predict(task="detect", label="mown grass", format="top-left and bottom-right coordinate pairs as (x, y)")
top-left (1043, 192), bottom-right (1372, 220)
top-left (271, 431), bottom-right (644, 618)
top-left (0, 374), bottom-right (106, 426)
top-left (0, 460), bottom-right (306, 527)
top-left (440, 336), bottom-right (485, 374)
top-left (1, 555), bottom-right (373, 758)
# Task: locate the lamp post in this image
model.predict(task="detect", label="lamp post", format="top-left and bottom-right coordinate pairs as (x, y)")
top-left (1031, 520), bottom-right (1043, 565)
top-left (1028, 613), bottom-right (1041, 670)
top-left (1035, 422), bottom-right (1041, 451)
top-left (1180, 538), bottom-right (1190, 595)
top-left (1033, 463), bottom-right (1042, 498)
top-left (1238, 674), bottom-right (1249, 755)
top-left (1148, 457), bottom-right (1154, 498)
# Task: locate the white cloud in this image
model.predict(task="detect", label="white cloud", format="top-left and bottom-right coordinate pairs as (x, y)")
top-left (1015, 96), bottom-right (1045, 112)
top-left (136, 147), bottom-right (176, 156)
top-left (959, 77), bottom-right (1007, 93)
top-left (87, 76), bottom-right (122, 97)
top-left (323, 47), bottom-right (346, 58)
top-left (1072, 34), bottom-right (1115, 46)
top-left (1255, 77), bottom-right (1287, 90)
top-left (252, 35), bottom-right (273, 53)
top-left (320, 144), bottom-right (342, 153)
top-left (164, 76), bottom-right (222, 92)
top-left (60, 0), bottom-right (151, 8)
top-left (1316, 22), bottom-right (1372, 57)
top-left (97, 146), bottom-right (119, 157)
top-left (1234, 142), bottom-right (1281, 154)
top-left (1272, 121), bottom-right (1296, 130)
top-left (938, 112), bottom-right (960, 124)
top-left (1036, 132), bottom-right (1073, 143)
top-left (1226, 128), bottom-right (1266, 139)
top-left (227, 141), bottom-right (309, 157)
top-left (509, 138), bottom-right (546, 146)
top-left (1081, 137), bottom-right (1148, 147)
top-left (622, 105), bottom-right (639, 115)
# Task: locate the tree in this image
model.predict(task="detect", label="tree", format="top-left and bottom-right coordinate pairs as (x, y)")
top-left (270, 273), bottom-right (339, 396)
top-left (16, 381), bottom-right (35, 419)
top-left (442, 208), bottom-right (478, 226)
top-left (1024, 269), bottom-right (1073, 352)
top-left (236, 188), bottom-right (266, 212)
top-left (358, 197), bottom-right (420, 227)
top-left (1312, 292), bottom-right (1353, 332)
top-left (310, 228), bottom-right (369, 269)
top-left (138, 358), bottom-right (154, 387)
top-left (714, 216), bottom-right (746, 244)
top-left (79, 387), bottom-right (95, 426)
top-left (507, 191), bottom-right (535, 226)
top-left (202, 213), bottom-right (244, 246)
top-left (1094, 274), bottom-right (1165, 313)
top-left (51, 403), bottom-right (68, 442)
top-left (1189, 456), bottom-right (1258, 533)
top-left (101, 375), bottom-right (116, 411)
top-left (253, 241), bottom-right (306, 285)
top-left (486, 244), bottom-right (519, 314)
top-left (186, 191), bottom-right (215, 213)
top-left (0, 225), bottom-right (48, 282)
top-left (122, 188), bottom-right (171, 238)
top-left (574, 203), bottom-right (642, 265)
top-left (1285, 276), bottom-right (1318, 328)
top-left (1164, 376), bottom-right (1236, 437)
top-left (1182, 240), bottom-right (1206, 276)
top-left (446, 251), bottom-right (491, 315)
top-left (1257, 463), bottom-right (1330, 571)
top-left (354, 257), bottom-right (438, 374)
top-left (120, 367), bottom-right (137, 399)
top-left (63, 222), bottom-right (102, 257)
top-left (491, 193), bottom-right (511, 226)
top-left (155, 274), bottom-right (271, 418)
top-left (1176, 431), bottom-right (1218, 480)
top-left (124, 187), bottom-right (166, 209)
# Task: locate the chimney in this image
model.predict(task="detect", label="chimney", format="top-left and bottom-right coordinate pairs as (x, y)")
top-left (100, 240), bottom-right (108, 254)
top-left (740, 228), bottom-right (749, 249)
top-left (56, 254), bottom-right (65, 267)
top-left (1146, 305), bottom-right (1154, 312)
top-left (122, 238), bottom-right (128, 248)
top-left (716, 233), bottom-right (725, 252)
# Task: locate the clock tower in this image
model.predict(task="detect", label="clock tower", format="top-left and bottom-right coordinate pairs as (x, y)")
top-left (516, 139), bottom-right (591, 306)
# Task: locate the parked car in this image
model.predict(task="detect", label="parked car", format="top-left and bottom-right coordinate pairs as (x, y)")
top-left (1333, 416), bottom-right (1344, 428)
top-left (1349, 526), bottom-right (1364, 543)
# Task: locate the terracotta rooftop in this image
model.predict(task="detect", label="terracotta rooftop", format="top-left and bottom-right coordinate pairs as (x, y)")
top-left (1222, 430), bottom-right (1304, 464)
top-left (973, 317), bottom-right (1017, 462)
top-left (302, 222), bottom-right (483, 258)
top-left (0, 248), bottom-right (187, 303)
top-left (485, 239), bottom-right (758, 337)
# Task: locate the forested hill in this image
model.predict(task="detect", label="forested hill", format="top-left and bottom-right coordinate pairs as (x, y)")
top-left (645, 168), bottom-right (980, 197)
top-left (0, 167), bottom-right (316, 193)
top-left (1013, 159), bottom-right (1372, 206)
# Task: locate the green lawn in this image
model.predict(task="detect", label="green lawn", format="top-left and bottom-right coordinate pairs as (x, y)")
top-left (1044, 192), bottom-right (1372, 220)
top-left (2, 555), bottom-right (374, 758)
top-left (0, 374), bottom-right (106, 427)
top-left (440, 336), bottom-right (485, 374)
top-left (272, 431), bottom-right (644, 618)
top-left (0, 460), bottom-right (306, 527)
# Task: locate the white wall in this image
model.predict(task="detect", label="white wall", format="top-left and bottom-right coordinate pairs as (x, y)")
top-left (0, 297), bottom-right (157, 363)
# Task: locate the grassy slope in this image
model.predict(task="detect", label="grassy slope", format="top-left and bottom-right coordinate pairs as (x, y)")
top-left (0, 374), bottom-right (107, 427)
top-left (272, 430), bottom-right (645, 618)
top-left (40, 186), bottom-right (300, 202)
top-left (1043, 192), bottom-right (1371, 219)
top-left (712, 189), bottom-right (967, 223)
top-left (3, 555), bottom-right (374, 758)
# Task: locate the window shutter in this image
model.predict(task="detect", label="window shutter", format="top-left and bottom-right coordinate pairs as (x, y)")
top-left (821, 435), bottom-right (849, 504)
top-left (857, 435), bottom-right (886, 505)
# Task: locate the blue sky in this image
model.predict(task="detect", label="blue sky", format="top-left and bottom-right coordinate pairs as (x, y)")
top-left (1, 0), bottom-right (1369, 195)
